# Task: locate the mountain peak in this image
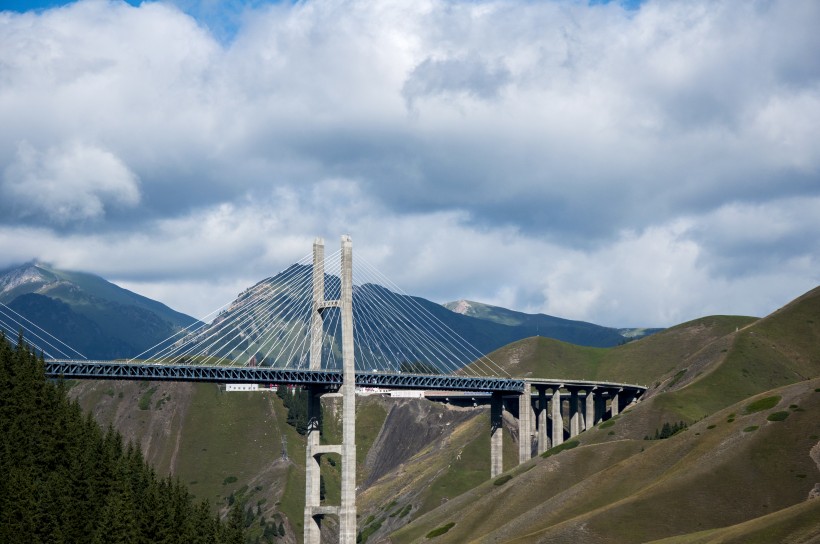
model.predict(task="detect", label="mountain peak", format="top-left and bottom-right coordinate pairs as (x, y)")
top-left (444, 299), bottom-right (474, 315)
top-left (0, 262), bottom-right (58, 299)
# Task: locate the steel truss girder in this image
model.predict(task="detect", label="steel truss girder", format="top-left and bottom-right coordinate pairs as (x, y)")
top-left (44, 359), bottom-right (527, 393)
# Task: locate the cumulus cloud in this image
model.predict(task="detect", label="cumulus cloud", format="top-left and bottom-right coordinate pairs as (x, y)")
top-left (0, 0), bottom-right (818, 326)
top-left (1, 141), bottom-right (140, 224)
top-left (402, 55), bottom-right (512, 109)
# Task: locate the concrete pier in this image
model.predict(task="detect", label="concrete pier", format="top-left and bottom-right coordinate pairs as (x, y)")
top-left (595, 392), bottom-right (606, 425)
top-left (518, 386), bottom-right (533, 463)
top-left (537, 388), bottom-right (549, 454)
top-left (551, 388), bottom-right (563, 447)
top-left (569, 389), bottom-right (581, 437)
top-left (304, 386), bottom-right (323, 544)
top-left (491, 392), bottom-right (504, 477)
top-left (610, 388), bottom-right (621, 418)
top-left (585, 389), bottom-right (595, 430)
top-left (507, 381), bottom-right (647, 469)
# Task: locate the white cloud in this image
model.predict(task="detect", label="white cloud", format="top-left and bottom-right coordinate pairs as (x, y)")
top-left (1, 181), bottom-right (816, 327)
top-left (1, 140), bottom-right (140, 223)
top-left (0, 0), bottom-right (818, 327)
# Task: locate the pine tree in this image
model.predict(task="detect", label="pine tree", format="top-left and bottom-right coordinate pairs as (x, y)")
top-left (224, 500), bottom-right (246, 544)
top-left (0, 333), bottom-right (234, 543)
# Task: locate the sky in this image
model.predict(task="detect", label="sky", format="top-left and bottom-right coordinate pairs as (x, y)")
top-left (0, 0), bottom-right (818, 328)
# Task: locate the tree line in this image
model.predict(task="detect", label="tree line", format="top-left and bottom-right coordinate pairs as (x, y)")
top-left (644, 420), bottom-right (688, 440)
top-left (0, 332), bottom-right (246, 544)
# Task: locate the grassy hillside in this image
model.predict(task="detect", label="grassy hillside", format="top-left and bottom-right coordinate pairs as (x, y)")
top-left (485, 314), bottom-right (758, 387)
top-left (391, 379), bottom-right (820, 544)
top-left (646, 499), bottom-right (820, 544)
top-left (70, 380), bottom-right (523, 544)
top-left (390, 286), bottom-right (820, 543)
top-left (70, 381), bottom-right (304, 543)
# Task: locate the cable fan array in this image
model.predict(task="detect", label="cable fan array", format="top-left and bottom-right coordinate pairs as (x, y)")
top-left (133, 250), bottom-right (509, 378)
top-left (0, 301), bottom-right (87, 360)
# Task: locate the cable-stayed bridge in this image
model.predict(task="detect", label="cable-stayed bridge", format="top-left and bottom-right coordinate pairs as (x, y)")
top-left (1, 235), bottom-right (645, 544)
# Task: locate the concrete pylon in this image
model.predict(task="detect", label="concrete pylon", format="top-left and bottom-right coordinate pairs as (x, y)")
top-left (490, 392), bottom-right (503, 477)
top-left (310, 238), bottom-right (324, 370)
top-left (551, 388), bottom-right (563, 447)
top-left (339, 236), bottom-right (356, 544)
top-left (304, 236), bottom-right (357, 544)
top-left (305, 238), bottom-right (325, 544)
top-left (518, 385), bottom-right (533, 463)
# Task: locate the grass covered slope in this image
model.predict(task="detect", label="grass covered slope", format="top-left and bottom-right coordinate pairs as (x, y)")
top-left (391, 286), bottom-right (820, 544)
top-left (71, 381), bottom-right (305, 543)
top-left (486, 314), bottom-right (758, 387)
top-left (72, 379), bottom-right (518, 544)
top-left (649, 286), bottom-right (820, 422)
top-left (391, 380), bottom-right (820, 544)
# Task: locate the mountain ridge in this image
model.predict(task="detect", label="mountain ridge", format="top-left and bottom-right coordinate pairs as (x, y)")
top-left (443, 298), bottom-right (662, 346)
top-left (1, 261), bottom-right (659, 363)
top-left (0, 262), bottom-right (200, 359)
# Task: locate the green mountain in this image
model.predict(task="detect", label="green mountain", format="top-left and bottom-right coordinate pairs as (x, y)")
top-left (0, 263), bottom-right (200, 360)
top-left (444, 299), bottom-right (662, 347)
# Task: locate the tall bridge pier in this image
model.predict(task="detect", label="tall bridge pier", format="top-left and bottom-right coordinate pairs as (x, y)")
top-left (491, 381), bottom-right (643, 474)
top-left (305, 236), bottom-right (357, 544)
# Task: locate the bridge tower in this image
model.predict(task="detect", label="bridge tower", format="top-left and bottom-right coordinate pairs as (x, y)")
top-left (304, 236), bottom-right (357, 544)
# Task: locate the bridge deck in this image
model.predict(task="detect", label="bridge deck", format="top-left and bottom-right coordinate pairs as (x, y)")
top-left (45, 359), bottom-right (525, 392)
top-left (44, 360), bottom-right (646, 394)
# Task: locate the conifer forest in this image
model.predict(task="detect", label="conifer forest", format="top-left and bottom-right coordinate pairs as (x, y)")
top-left (0, 332), bottom-right (246, 544)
